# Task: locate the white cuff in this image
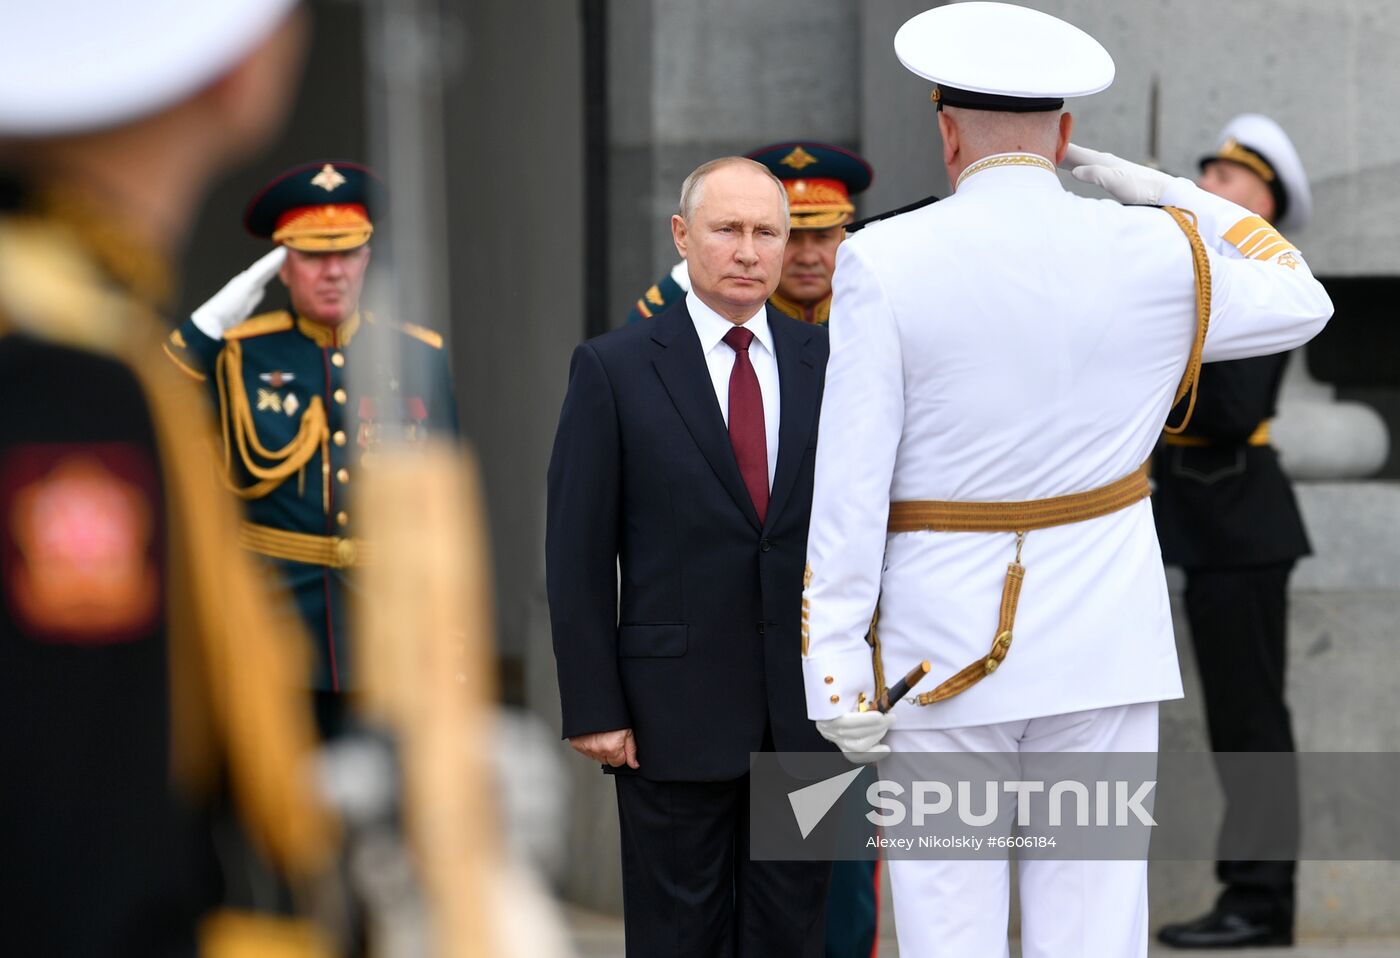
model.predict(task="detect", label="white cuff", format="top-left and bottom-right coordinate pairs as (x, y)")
top-left (803, 646), bottom-right (878, 721)
top-left (190, 307), bottom-right (225, 341)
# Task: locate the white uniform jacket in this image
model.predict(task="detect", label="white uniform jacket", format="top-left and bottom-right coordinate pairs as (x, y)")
top-left (802, 156), bottom-right (1333, 730)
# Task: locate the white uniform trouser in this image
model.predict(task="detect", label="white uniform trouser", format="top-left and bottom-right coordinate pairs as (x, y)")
top-left (885, 702), bottom-right (1158, 958)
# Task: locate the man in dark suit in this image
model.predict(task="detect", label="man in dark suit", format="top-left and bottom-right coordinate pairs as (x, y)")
top-left (547, 156), bottom-right (833, 956)
top-left (1154, 114), bottom-right (1313, 950)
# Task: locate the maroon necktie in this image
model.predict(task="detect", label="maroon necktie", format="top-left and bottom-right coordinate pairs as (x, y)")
top-left (723, 326), bottom-right (768, 523)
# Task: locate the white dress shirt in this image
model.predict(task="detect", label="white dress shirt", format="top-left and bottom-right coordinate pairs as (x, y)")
top-left (801, 156), bottom-right (1333, 730)
top-left (686, 290), bottom-right (781, 488)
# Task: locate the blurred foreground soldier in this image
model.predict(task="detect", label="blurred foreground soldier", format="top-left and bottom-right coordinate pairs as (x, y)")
top-left (0, 2), bottom-right (339, 957)
top-left (800, 4), bottom-right (1333, 956)
top-left (627, 141), bottom-right (873, 326)
top-left (1154, 114), bottom-right (1314, 950)
top-left (164, 161), bottom-right (459, 738)
top-left (548, 157), bottom-right (833, 956)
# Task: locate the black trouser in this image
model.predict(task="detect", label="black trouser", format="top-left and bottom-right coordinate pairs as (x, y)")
top-left (1184, 561), bottom-right (1298, 924)
top-left (615, 772), bottom-right (831, 957)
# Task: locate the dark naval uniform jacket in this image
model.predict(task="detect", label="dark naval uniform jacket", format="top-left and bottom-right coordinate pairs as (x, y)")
top-left (1, 180), bottom-right (330, 957)
top-left (165, 308), bottom-right (459, 690)
top-left (1152, 353), bottom-right (1311, 569)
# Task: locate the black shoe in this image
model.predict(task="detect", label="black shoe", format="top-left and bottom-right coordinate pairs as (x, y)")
top-left (1157, 909), bottom-right (1293, 949)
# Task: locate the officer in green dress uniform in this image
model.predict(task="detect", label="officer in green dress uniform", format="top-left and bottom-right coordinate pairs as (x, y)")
top-left (164, 160), bottom-right (460, 737)
top-left (0, 3), bottom-right (338, 956)
top-left (626, 141), bottom-right (874, 327)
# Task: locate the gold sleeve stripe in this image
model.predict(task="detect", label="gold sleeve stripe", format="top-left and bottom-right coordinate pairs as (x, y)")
top-left (1250, 240), bottom-right (1295, 262)
top-left (162, 342), bottom-right (207, 381)
top-left (1223, 216), bottom-right (1297, 261)
top-left (1240, 232), bottom-right (1291, 257)
top-left (1223, 216), bottom-right (1271, 247)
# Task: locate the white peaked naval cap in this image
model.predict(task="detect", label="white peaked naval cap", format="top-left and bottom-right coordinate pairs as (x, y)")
top-left (0, 0), bottom-right (298, 136)
top-left (894, 2), bottom-right (1115, 111)
top-left (1201, 113), bottom-right (1313, 232)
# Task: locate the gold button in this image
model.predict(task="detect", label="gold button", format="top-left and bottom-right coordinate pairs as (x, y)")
top-left (823, 676), bottom-right (834, 685)
top-left (829, 694), bottom-right (840, 704)
top-left (334, 388), bottom-right (347, 404)
top-left (331, 352), bottom-right (345, 368)
top-left (335, 538), bottom-right (357, 566)
top-left (336, 468), bottom-right (350, 484)
top-left (333, 430), bottom-right (347, 446)
top-left (336, 511), bottom-right (349, 527)
top-left (985, 658), bottom-right (999, 674)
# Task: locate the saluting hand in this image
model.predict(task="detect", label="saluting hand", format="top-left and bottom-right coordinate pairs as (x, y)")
top-left (569, 728), bottom-right (640, 769)
top-left (1062, 143), bottom-right (1176, 207)
top-left (190, 246), bottom-right (288, 340)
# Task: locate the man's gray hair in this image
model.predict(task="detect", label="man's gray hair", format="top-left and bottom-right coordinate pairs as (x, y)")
top-left (677, 156), bottom-right (790, 224)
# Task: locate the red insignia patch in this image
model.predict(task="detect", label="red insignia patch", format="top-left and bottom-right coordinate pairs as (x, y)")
top-left (1, 445), bottom-right (162, 644)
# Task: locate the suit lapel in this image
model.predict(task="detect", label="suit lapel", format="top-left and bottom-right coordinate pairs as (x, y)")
top-left (650, 304), bottom-right (763, 531)
top-left (766, 307), bottom-right (820, 530)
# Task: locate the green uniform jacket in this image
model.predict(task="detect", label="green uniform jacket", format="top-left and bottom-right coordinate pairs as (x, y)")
top-left (166, 308), bottom-right (460, 690)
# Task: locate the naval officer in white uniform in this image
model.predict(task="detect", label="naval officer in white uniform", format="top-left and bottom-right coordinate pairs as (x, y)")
top-left (800, 4), bottom-right (1335, 956)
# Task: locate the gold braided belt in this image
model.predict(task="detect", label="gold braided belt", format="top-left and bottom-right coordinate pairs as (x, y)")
top-left (882, 461), bottom-right (1152, 706)
top-left (1162, 419), bottom-right (1271, 448)
top-left (239, 521), bottom-right (372, 569)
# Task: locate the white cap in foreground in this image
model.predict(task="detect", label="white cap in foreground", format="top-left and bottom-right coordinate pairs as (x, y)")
top-left (0, 0), bottom-right (298, 136)
top-left (894, 2), bottom-right (1114, 112)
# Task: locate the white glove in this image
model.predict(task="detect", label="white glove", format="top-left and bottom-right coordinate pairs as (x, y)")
top-left (1062, 143), bottom-right (1176, 206)
top-left (190, 246), bottom-right (287, 340)
top-left (815, 709), bottom-right (896, 764)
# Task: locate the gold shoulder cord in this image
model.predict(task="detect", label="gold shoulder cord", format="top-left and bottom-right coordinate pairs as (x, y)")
top-left (215, 339), bottom-right (331, 510)
top-left (1160, 205), bottom-right (1212, 435)
top-left (866, 603), bottom-right (887, 701)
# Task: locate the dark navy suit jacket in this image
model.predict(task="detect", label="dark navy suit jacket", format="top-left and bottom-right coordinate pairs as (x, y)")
top-left (546, 300), bottom-right (832, 781)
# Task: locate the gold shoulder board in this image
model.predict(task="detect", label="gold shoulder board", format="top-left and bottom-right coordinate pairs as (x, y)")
top-left (226, 310), bottom-right (294, 341)
top-left (399, 321), bottom-right (444, 349)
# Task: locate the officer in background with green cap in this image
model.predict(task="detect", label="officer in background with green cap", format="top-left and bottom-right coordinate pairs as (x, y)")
top-left (165, 160), bottom-right (460, 739)
top-left (627, 141), bottom-right (874, 327)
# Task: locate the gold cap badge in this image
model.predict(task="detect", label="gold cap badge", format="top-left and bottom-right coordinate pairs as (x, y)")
top-left (310, 163), bottom-right (347, 192)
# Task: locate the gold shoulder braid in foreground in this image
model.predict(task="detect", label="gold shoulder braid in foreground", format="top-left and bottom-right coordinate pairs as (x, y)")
top-left (0, 202), bottom-right (336, 878)
top-left (870, 204), bottom-right (1210, 706)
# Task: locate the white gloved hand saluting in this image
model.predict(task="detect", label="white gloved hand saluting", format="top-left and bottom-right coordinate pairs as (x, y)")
top-left (815, 709), bottom-right (896, 764)
top-left (190, 246), bottom-right (287, 340)
top-left (1061, 144), bottom-right (1176, 207)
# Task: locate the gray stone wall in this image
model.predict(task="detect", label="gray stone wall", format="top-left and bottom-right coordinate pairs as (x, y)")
top-left (859, 0), bottom-right (1400, 275)
top-left (1156, 485), bottom-right (1400, 936)
top-left (608, 0), bottom-right (862, 325)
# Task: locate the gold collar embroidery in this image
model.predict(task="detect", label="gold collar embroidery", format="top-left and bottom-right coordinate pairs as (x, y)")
top-left (955, 152), bottom-right (1057, 190)
top-left (296, 310), bottom-right (361, 348)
